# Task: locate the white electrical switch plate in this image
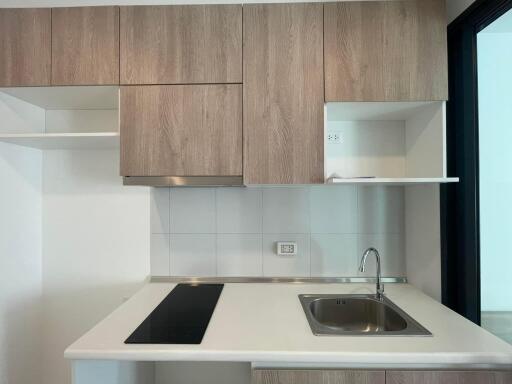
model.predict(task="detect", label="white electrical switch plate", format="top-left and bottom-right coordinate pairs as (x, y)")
top-left (276, 242), bottom-right (298, 256)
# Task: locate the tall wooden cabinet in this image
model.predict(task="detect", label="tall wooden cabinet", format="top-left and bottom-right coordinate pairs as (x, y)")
top-left (0, 8), bottom-right (51, 86)
top-left (51, 7), bottom-right (120, 85)
top-left (120, 85), bottom-right (242, 177)
top-left (324, 0), bottom-right (448, 101)
top-left (120, 5), bottom-right (242, 85)
top-left (243, 3), bottom-right (324, 184)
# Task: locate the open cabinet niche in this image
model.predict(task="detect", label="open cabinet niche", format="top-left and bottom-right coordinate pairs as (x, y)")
top-left (325, 102), bottom-right (457, 184)
top-left (0, 86), bottom-right (119, 150)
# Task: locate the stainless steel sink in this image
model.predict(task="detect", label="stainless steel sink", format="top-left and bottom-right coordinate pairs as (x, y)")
top-left (299, 294), bottom-right (431, 336)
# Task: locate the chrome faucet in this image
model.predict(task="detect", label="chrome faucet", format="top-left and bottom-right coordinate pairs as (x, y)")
top-left (359, 247), bottom-right (384, 300)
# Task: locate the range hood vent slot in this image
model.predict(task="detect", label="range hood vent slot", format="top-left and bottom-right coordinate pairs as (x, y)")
top-left (123, 176), bottom-right (243, 187)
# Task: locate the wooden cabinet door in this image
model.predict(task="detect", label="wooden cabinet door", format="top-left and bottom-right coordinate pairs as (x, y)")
top-left (243, 4), bottom-right (324, 184)
top-left (120, 85), bottom-right (242, 177)
top-left (0, 8), bottom-right (51, 86)
top-left (120, 5), bottom-right (242, 85)
top-left (324, 0), bottom-right (448, 102)
top-left (52, 6), bottom-right (119, 85)
top-left (252, 369), bottom-right (385, 384)
top-left (386, 370), bottom-right (512, 384)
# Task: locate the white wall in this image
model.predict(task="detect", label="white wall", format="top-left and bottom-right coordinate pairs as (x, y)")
top-left (151, 185), bottom-right (406, 278)
top-left (477, 14), bottom-right (512, 312)
top-left (41, 149), bottom-right (150, 384)
top-left (0, 143), bottom-right (42, 384)
top-left (446, 0), bottom-right (476, 23)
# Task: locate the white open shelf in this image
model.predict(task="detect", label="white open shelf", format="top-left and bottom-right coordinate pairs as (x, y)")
top-left (0, 132), bottom-right (119, 150)
top-left (324, 101), bottom-right (456, 185)
top-left (326, 176), bottom-right (459, 185)
top-left (0, 86), bottom-right (119, 150)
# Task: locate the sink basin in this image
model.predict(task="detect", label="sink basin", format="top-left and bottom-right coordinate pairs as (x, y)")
top-left (299, 294), bottom-right (431, 336)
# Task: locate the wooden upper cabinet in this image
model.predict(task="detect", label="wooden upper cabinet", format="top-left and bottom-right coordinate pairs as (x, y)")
top-left (0, 8), bottom-right (51, 86)
top-left (120, 5), bottom-right (242, 85)
top-left (252, 370), bottom-right (385, 384)
top-left (324, 0), bottom-right (448, 102)
top-left (120, 85), bottom-right (242, 177)
top-left (243, 4), bottom-right (324, 184)
top-left (51, 7), bottom-right (120, 85)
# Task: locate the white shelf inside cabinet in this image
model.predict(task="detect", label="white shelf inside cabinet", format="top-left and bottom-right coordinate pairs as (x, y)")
top-left (326, 177), bottom-right (459, 185)
top-left (0, 86), bottom-right (118, 110)
top-left (0, 132), bottom-right (119, 150)
top-left (0, 86), bottom-right (120, 150)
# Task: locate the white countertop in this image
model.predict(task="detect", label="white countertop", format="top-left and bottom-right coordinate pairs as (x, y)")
top-left (64, 282), bottom-right (512, 368)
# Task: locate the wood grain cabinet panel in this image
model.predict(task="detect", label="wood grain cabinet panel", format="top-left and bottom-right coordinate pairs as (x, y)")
top-left (252, 369), bottom-right (385, 384)
top-left (0, 8), bottom-right (51, 86)
top-left (243, 3), bottom-right (324, 184)
top-left (120, 85), bottom-right (242, 177)
top-left (386, 370), bottom-right (512, 384)
top-left (51, 6), bottom-right (119, 85)
top-left (120, 5), bottom-right (242, 84)
top-left (324, 0), bottom-right (448, 101)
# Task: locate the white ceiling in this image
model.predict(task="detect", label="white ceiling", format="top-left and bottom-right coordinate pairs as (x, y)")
top-left (446, 0), bottom-right (476, 23)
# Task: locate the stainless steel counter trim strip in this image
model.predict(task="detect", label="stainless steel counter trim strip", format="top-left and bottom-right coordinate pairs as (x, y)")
top-left (123, 176), bottom-right (244, 187)
top-left (150, 276), bottom-right (408, 284)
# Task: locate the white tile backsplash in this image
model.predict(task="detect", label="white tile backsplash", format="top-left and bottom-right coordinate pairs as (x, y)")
top-left (152, 186), bottom-right (405, 278)
top-left (170, 234), bottom-right (216, 276)
top-left (263, 234), bottom-right (310, 277)
top-left (217, 234), bottom-right (263, 276)
top-left (358, 186), bottom-right (404, 234)
top-left (310, 185), bottom-right (358, 233)
top-left (262, 187), bottom-right (310, 233)
top-left (170, 188), bottom-right (216, 233)
top-left (311, 234), bottom-right (358, 277)
top-left (216, 187), bottom-right (262, 233)
top-left (150, 188), bottom-right (170, 234)
top-left (150, 234), bottom-right (170, 276)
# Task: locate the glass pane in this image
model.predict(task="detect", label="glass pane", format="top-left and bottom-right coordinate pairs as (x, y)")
top-left (477, 8), bottom-right (512, 345)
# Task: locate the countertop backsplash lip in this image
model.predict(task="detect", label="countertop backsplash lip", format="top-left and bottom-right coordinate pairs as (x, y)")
top-left (150, 185), bottom-right (406, 279)
top-left (149, 276), bottom-right (408, 284)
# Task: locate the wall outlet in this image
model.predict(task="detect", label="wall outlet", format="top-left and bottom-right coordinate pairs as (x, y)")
top-left (276, 242), bottom-right (298, 256)
top-left (327, 132), bottom-right (342, 144)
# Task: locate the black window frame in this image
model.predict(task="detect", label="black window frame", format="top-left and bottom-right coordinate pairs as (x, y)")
top-left (442, 0), bottom-right (512, 325)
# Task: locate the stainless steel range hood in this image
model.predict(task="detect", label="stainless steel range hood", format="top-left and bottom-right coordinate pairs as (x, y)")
top-left (123, 176), bottom-right (244, 187)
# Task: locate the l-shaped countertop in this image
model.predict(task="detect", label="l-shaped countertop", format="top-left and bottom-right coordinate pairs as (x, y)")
top-left (64, 282), bottom-right (512, 369)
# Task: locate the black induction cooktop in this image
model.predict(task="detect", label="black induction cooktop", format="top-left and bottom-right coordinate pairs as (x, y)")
top-left (125, 284), bottom-right (223, 344)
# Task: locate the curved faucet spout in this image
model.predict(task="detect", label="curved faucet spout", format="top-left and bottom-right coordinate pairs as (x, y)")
top-left (359, 247), bottom-right (384, 300)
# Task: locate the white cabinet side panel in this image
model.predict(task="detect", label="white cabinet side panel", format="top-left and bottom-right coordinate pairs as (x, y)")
top-left (405, 185), bottom-right (442, 301)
